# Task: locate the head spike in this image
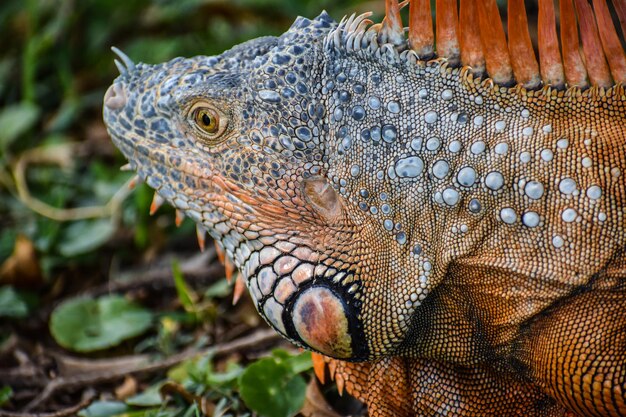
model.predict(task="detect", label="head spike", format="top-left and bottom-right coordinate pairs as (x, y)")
top-left (128, 175), bottom-right (141, 190)
top-left (232, 273), bottom-right (245, 305)
top-left (380, 0), bottom-right (405, 46)
top-left (311, 353), bottom-right (327, 384)
top-left (111, 46), bottom-right (136, 72)
top-left (327, 359), bottom-right (337, 381)
top-left (476, 0), bottom-right (514, 85)
top-left (574, 0), bottom-right (612, 87)
top-left (560, 0), bottom-right (589, 88)
top-left (459, 0), bottom-right (485, 76)
top-left (592, 0), bottom-right (626, 84)
top-left (335, 372), bottom-right (345, 396)
top-left (408, 0), bottom-right (434, 58)
top-left (435, 0), bottom-right (460, 66)
top-left (343, 13), bottom-right (358, 34)
top-left (113, 59), bottom-right (127, 77)
top-left (507, 0), bottom-right (541, 89)
top-left (538, 0), bottom-right (565, 88)
top-left (214, 241), bottom-right (226, 265)
top-left (175, 209), bottom-right (185, 227)
top-left (196, 224), bottom-right (206, 252)
top-left (149, 193), bottom-right (165, 215)
top-left (225, 257), bottom-right (236, 284)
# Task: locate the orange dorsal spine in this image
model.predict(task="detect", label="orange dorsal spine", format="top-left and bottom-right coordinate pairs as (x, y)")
top-left (379, 0), bottom-right (626, 90)
top-left (459, 0), bottom-right (485, 76)
top-left (614, 0), bottom-right (626, 36)
top-left (574, 0), bottom-right (612, 87)
top-left (593, 0), bottom-right (626, 84)
top-left (476, 0), bottom-right (514, 85)
top-left (408, 0), bottom-right (434, 58)
top-left (436, 0), bottom-right (460, 66)
top-left (508, 0), bottom-right (541, 89)
top-left (538, 0), bottom-right (565, 89)
top-left (560, 0), bottom-right (589, 88)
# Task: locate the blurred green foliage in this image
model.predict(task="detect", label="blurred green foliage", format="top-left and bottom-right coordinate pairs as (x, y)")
top-left (0, 0), bottom-right (373, 279)
top-left (75, 349), bottom-right (312, 417)
top-left (0, 1), bottom-right (371, 414)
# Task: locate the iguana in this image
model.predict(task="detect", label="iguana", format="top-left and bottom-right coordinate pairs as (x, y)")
top-left (102, 0), bottom-right (626, 415)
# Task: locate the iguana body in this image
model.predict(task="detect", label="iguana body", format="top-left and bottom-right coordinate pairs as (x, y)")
top-left (103, 1), bottom-right (626, 415)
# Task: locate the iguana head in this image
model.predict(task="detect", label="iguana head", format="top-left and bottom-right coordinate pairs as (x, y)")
top-left (104, 12), bottom-right (431, 361)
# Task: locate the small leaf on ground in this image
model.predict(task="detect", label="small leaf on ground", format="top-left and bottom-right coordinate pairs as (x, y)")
top-left (0, 234), bottom-right (43, 287)
top-left (171, 260), bottom-right (196, 312)
top-left (203, 278), bottom-right (231, 299)
top-left (125, 384), bottom-right (164, 407)
top-left (0, 102), bottom-right (40, 150)
top-left (239, 355), bottom-right (308, 417)
top-left (0, 385), bottom-right (13, 406)
top-left (58, 219), bottom-right (116, 257)
top-left (273, 349), bottom-right (312, 374)
top-left (300, 379), bottom-right (342, 417)
top-left (50, 295), bottom-right (153, 352)
top-left (205, 361), bottom-right (244, 387)
top-left (78, 401), bottom-right (129, 417)
top-left (0, 286), bottom-right (30, 318)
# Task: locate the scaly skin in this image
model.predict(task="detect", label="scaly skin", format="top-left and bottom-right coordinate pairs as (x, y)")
top-left (103, 9), bottom-right (626, 417)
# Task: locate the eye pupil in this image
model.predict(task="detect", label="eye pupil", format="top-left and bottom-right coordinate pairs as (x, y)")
top-left (191, 105), bottom-right (226, 139)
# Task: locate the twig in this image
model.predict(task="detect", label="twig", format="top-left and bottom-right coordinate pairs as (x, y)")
top-left (12, 143), bottom-right (134, 222)
top-left (21, 328), bottom-right (280, 412)
top-left (91, 249), bottom-right (219, 298)
top-left (0, 390), bottom-right (95, 417)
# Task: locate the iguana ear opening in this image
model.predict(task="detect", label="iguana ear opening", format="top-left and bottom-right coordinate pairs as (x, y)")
top-left (302, 178), bottom-right (343, 222)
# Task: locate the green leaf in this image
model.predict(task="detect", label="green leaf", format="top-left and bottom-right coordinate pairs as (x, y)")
top-left (181, 403), bottom-right (201, 417)
top-left (205, 361), bottom-right (243, 387)
top-left (0, 102), bottom-right (40, 150)
top-left (78, 401), bottom-right (129, 417)
top-left (125, 385), bottom-right (163, 407)
top-left (114, 409), bottom-right (167, 417)
top-left (50, 295), bottom-right (153, 352)
top-left (203, 278), bottom-right (231, 299)
top-left (58, 219), bottom-right (116, 257)
top-left (281, 351), bottom-right (312, 375)
top-left (166, 361), bottom-right (189, 383)
top-left (0, 385), bottom-right (13, 407)
top-left (0, 229), bottom-right (17, 264)
top-left (267, 350), bottom-right (312, 374)
top-left (239, 357), bottom-right (307, 417)
top-left (171, 260), bottom-right (195, 312)
top-left (0, 286), bottom-right (29, 318)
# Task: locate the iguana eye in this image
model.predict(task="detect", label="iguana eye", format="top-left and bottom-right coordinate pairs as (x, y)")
top-left (196, 109), bottom-right (218, 132)
top-left (189, 103), bottom-right (228, 140)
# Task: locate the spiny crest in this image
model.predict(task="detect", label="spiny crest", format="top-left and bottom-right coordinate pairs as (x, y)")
top-left (325, 0), bottom-right (626, 91)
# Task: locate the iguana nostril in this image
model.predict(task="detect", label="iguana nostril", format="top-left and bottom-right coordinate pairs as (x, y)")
top-left (104, 83), bottom-right (127, 110)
